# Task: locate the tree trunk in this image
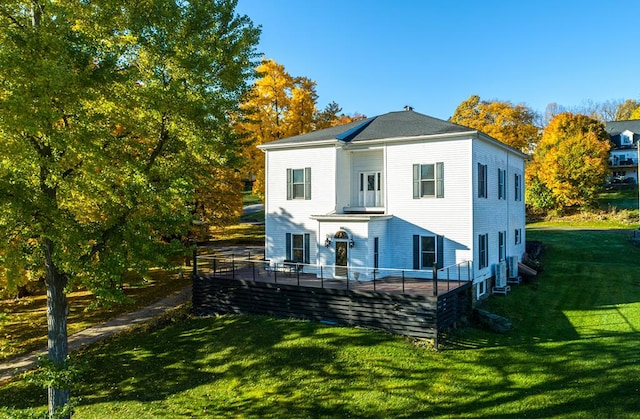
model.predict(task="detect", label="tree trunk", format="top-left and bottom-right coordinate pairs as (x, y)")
top-left (44, 238), bottom-right (70, 418)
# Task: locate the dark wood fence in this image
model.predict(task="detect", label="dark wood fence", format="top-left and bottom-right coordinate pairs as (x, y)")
top-left (193, 275), bottom-right (471, 348)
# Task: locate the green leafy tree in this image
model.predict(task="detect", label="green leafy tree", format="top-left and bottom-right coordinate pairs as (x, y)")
top-left (450, 95), bottom-right (540, 152)
top-left (0, 0), bottom-right (259, 416)
top-left (528, 113), bottom-right (611, 212)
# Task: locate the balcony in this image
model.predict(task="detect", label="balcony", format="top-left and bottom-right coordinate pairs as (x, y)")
top-left (610, 158), bottom-right (638, 167)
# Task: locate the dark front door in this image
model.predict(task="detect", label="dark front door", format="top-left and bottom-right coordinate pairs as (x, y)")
top-left (335, 241), bottom-right (348, 277)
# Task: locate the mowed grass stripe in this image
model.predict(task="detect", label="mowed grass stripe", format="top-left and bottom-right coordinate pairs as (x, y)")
top-left (1, 228), bottom-right (639, 418)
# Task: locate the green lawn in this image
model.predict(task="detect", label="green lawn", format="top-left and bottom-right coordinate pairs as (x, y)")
top-left (2, 228), bottom-right (640, 417)
top-left (598, 187), bottom-right (639, 210)
top-left (0, 269), bottom-right (191, 362)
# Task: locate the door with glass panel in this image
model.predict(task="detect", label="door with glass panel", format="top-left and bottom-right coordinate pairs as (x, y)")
top-left (359, 171), bottom-right (381, 207)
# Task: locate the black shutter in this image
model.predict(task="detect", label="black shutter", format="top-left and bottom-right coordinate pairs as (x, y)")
top-left (413, 235), bottom-right (420, 269)
top-left (436, 235), bottom-right (444, 269)
top-left (286, 233), bottom-right (292, 260)
top-left (286, 169), bottom-right (292, 200)
top-left (304, 233), bottom-right (310, 264)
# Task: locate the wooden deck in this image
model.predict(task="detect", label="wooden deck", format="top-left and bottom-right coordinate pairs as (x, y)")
top-left (192, 265), bottom-right (472, 348)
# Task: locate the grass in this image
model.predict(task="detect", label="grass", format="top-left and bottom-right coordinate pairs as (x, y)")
top-left (527, 210), bottom-right (639, 229)
top-left (208, 224), bottom-right (265, 246)
top-left (242, 191), bottom-right (262, 206)
top-left (2, 228), bottom-right (640, 417)
top-left (0, 269), bottom-right (191, 362)
top-left (239, 209), bottom-right (265, 224)
top-left (1, 220), bottom-right (264, 363)
top-left (598, 186), bottom-right (639, 210)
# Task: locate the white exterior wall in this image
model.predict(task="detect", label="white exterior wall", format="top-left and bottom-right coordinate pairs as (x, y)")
top-left (385, 137), bottom-right (473, 271)
top-left (316, 219), bottom-right (369, 278)
top-left (508, 155), bottom-right (526, 262)
top-left (335, 148), bottom-right (351, 210)
top-left (263, 132), bottom-right (526, 290)
top-left (264, 145), bottom-right (336, 264)
top-left (609, 148), bottom-right (639, 183)
top-left (472, 138), bottom-right (526, 298)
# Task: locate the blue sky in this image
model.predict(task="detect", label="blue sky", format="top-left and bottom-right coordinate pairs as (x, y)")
top-left (235, 0), bottom-right (640, 120)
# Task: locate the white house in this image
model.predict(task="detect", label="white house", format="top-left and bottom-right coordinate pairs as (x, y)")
top-left (606, 120), bottom-right (640, 184)
top-left (258, 109), bottom-right (527, 301)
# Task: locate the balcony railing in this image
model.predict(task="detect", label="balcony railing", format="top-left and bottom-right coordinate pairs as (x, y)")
top-left (610, 159), bottom-right (638, 166)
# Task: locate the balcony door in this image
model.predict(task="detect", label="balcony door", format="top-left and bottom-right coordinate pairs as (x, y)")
top-left (359, 171), bottom-right (382, 207)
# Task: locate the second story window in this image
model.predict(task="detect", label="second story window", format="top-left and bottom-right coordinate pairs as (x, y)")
top-left (514, 173), bottom-right (522, 201)
top-left (478, 163), bottom-right (488, 198)
top-left (498, 169), bottom-right (506, 200)
top-left (287, 167), bottom-right (311, 200)
top-left (412, 162), bottom-right (444, 199)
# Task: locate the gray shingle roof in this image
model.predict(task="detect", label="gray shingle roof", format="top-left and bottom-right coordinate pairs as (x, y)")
top-left (260, 110), bottom-right (474, 147)
top-left (606, 120), bottom-right (640, 148)
top-left (605, 119), bottom-right (640, 136)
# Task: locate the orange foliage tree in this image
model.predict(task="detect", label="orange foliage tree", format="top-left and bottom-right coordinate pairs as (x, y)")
top-left (236, 59), bottom-right (359, 198)
top-left (527, 113), bottom-right (611, 212)
top-left (450, 95), bottom-right (540, 153)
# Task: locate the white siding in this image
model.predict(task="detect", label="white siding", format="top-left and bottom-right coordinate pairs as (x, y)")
top-left (335, 148), bottom-right (351, 210)
top-left (472, 138), bottom-right (526, 284)
top-left (263, 130), bottom-right (527, 286)
top-left (264, 146), bottom-right (336, 264)
top-left (385, 137), bottom-right (473, 271)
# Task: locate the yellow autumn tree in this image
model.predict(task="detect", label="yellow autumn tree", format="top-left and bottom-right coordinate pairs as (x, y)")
top-left (450, 95), bottom-right (540, 153)
top-left (286, 76), bottom-right (318, 137)
top-left (528, 113), bottom-right (611, 212)
top-left (236, 58), bottom-right (320, 198)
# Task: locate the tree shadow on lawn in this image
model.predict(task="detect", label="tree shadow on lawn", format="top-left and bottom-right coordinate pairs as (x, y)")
top-left (444, 333), bottom-right (640, 418)
top-left (3, 314), bottom-right (640, 418)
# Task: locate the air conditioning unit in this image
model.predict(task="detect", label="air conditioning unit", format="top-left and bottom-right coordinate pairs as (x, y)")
top-left (507, 256), bottom-right (519, 279)
top-left (494, 261), bottom-right (507, 288)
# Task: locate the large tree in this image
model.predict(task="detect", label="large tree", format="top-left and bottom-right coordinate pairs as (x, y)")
top-left (0, 0), bottom-right (259, 416)
top-left (526, 113), bottom-right (611, 212)
top-left (236, 59), bottom-right (363, 198)
top-left (450, 95), bottom-right (540, 153)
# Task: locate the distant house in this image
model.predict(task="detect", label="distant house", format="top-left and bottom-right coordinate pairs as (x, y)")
top-left (258, 109), bottom-right (527, 301)
top-left (606, 120), bottom-right (640, 184)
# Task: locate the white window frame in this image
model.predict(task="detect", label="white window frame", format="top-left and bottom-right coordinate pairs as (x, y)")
top-left (287, 167), bottom-right (311, 200)
top-left (498, 168), bottom-right (506, 200)
top-left (515, 228), bottom-right (522, 245)
top-left (498, 231), bottom-right (506, 262)
top-left (291, 234), bottom-right (305, 263)
top-left (413, 163), bottom-right (444, 199)
top-left (420, 235), bottom-right (436, 269)
top-left (476, 279), bottom-right (487, 298)
top-left (478, 233), bottom-right (489, 269)
top-left (478, 163), bottom-right (488, 198)
top-left (514, 173), bottom-right (522, 202)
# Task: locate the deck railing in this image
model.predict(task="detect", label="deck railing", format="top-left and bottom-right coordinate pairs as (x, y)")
top-left (193, 250), bottom-right (473, 296)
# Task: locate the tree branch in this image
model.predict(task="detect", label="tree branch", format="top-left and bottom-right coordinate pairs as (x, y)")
top-left (0, 9), bottom-right (26, 30)
top-left (145, 114), bottom-right (170, 173)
